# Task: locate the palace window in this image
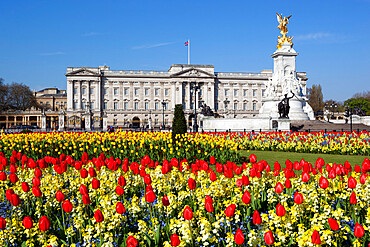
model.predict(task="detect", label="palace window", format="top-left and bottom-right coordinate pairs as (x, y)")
top-left (90, 88), bottom-right (94, 95)
top-left (113, 119), bottom-right (117, 126)
top-left (243, 89), bottom-right (247, 97)
top-left (114, 88), bottom-right (118, 95)
top-left (252, 103), bottom-right (256, 111)
top-left (262, 90), bottom-right (265, 97)
top-left (90, 102), bottom-right (94, 109)
top-left (134, 102), bottom-right (138, 110)
top-left (225, 89), bottom-right (229, 97)
top-left (81, 102), bottom-right (86, 109)
top-left (134, 88), bottom-right (139, 96)
top-left (252, 90), bottom-right (256, 97)
top-left (103, 102), bottom-right (107, 110)
top-left (114, 102), bottom-right (118, 110)
top-left (165, 88), bottom-right (169, 96)
top-left (155, 102), bottom-right (159, 110)
top-left (74, 87), bottom-right (78, 94)
top-left (73, 102), bottom-right (77, 109)
top-left (155, 119), bottom-right (159, 125)
top-left (234, 89), bottom-right (238, 97)
top-left (234, 103), bottom-right (238, 110)
top-left (124, 102), bottom-right (128, 110)
top-left (145, 88), bottom-right (149, 96)
top-left (124, 88), bottom-right (128, 96)
top-left (243, 103), bottom-right (247, 110)
top-left (155, 88), bottom-right (159, 96)
top-left (145, 102), bottom-right (149, 110)
top-left (82, 88), bottom-right (86, 95)
top-left (104, 88), bottom-right (107, 95)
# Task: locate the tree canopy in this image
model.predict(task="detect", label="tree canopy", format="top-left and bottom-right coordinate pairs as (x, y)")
top-left (307, 84), bottom-right (324, 113)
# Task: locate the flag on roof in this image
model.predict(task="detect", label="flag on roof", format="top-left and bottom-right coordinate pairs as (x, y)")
top-left (184, 41), bottom-right (189, 46)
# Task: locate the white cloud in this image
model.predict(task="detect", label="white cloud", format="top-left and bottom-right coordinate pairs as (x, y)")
top-left (295, 32), bottom-right (332, 41)
top-left (132, 42), bottom-right (175, 50)
top-left (39, 52), bottom-right (65, 56)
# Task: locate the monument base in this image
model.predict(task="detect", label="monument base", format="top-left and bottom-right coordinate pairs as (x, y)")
top-left (259, 98), bottom-right (314, 120)
top-left (277, 119), bottom-right (290, 131)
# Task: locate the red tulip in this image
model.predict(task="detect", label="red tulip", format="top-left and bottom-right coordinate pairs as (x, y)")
top-left (311, 230), bottom-right (321, 244)
top-left (301, 172), bottom-right (310, 182)
top-left (144, 174), bottom-right (151, 185)
top-left (34, 168), bottom-right (42, 178)
top-left (39, 216), bottom-right (50, 231)
top-left (116, 186), bottom-right (124, 196)
top-left (253, 210), bottom-right (262, 225)
top-left (285, 178), bottom-right (291, 188)
top-left (80, 168), bottom-right (88, 178)
top-left (294, 192), bottom-right (304, 204)
top-left (0, 217), bottom-right (5, 230)
top-left (210, 155), bottom-right (216, 165)
top-left (79, 184), bottom-right (88, 195)
top-left (22, 182), bottom-right (30, 192)
top-left (126, 235), bottom-right (138, 247)
top-left (236, 179), bottom-right (243, 187)
top-left (10, 193), bottom-right (21, 206)
top-left (0, 172), bottom-right (7, 181)
top-left (347, 176), bottom-right (357, 189)
top-left (162, 195), bottom-right (170, 206)
top-left (354, 165), bottom-right (361, 173)
top-left (188, 177), bottom-right (196, 190)
top-left (5, 189), bottom-right (14, 201)
top-left (55, 191), bottom-right (65, 202)
top-left (264, 230), bottom-right (274, 245)
top-left (118, 175), bottom-right (126, 187)
top-left (225, 204), bottom-right (236, 218)
top-left (145, 190), bottom-right (156, 203)
top-left (116, 202), bottom-right (126, 214)
top-left (62, 200), bottom-right (73, 213)
top-left (276, 203), bottom-right (286, 217)
top-left (88, 167), bottom-right (97, 177)
top-left (319, 176), bottom-right (329, 189)
top-left (328, 218), bottom-right (339, 230)
top-left (9, 164), bottom-right (16, 173)
top-left (249, 154), bottom-right (257, 163)
top-left (234, 228), bottom-right (245, 245)
top-left (205, 201), bottom-right (214, 213)
top-left (183, 206), bottom-right (193, 220)
top-left (82, 194), bottom-right (91, 205)
top-left (94, 209), bottom-right (104, 222)
top-left (242, 190), bottom-right (251, 204)
top-left (360, 173), bottom-right (367, 184)
top-left (171, 233), bottom-right (180, 246)
top-left (23, 216), bottom-right (33, 229)
top-left (349, 192), bottom-right (357, 204)
top-left (9, 172), bottom-right (19, 183)
top-left (92, 178), bottom-right (100, 189)
top-left (275, 182), bottom-right (284, 193)
top-left (32, 177), bottom-right (40, 187)
top-left (205, 195), bottom-right (213, 204)
top-left (32, 186), bottom-right (42, 197)
top-left (209, 171), bottom-right (217, 181)
top-left (354, 223), bottom-right (365, 238)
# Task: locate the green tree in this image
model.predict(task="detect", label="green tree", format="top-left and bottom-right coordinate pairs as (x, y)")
top-left (307, 84), bottom-right (324, 113)
top-left (0, 78), bottom-right (9, 111)
top-left (172, 104), bottom-right (187, 140)
top-left (344, 97), bottom-right (370, 116)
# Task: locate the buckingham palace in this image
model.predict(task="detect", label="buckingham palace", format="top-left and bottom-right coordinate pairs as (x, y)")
top-left (65, 64), bottom-right (308, 129)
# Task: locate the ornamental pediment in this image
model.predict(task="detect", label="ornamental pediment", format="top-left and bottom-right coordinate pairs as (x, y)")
top-left (171, 68), bottom-right (215, 78)
top-left (65, 68), bottom-right (100, 76)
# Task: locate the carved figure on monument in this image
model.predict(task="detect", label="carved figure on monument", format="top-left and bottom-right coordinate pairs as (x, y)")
top-left (278, 91), bottom-right (295, 118)
top-left (200, 104), bottom-right (214, 116)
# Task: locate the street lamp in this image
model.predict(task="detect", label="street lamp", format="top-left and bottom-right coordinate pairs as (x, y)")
top-left (161, 100), bottom-right (166, 130)
top-left (190, 83), bottom-right (201, 132)
top-left (149, 109), bottom-right (152, 131)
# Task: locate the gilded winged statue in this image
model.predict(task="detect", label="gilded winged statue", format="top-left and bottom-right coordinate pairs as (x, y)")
top-left (276, 13), bottom-right (293, 49)
top-left (276, 13), bottom-right (292, 36)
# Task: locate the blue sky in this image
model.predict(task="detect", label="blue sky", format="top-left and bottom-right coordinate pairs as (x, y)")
top-left (0, 0), bottom-right (369, 101)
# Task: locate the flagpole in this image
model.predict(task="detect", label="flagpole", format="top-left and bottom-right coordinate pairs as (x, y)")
top-left (188, 39), bottom-right (190, 65)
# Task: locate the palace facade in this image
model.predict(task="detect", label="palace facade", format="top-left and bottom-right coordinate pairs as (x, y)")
top-left (65, 64), bottom-right (308, 129)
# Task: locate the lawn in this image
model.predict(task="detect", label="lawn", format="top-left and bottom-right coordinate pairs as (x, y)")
top-left (239, 149), bottom-right (368, 168)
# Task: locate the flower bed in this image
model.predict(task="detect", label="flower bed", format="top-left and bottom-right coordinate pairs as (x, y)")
top-left (0, 131), bottom-right (369, 246)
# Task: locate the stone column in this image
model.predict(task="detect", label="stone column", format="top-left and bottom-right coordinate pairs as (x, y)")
top-left (96, 80), bottom-right (101, 111)
top-left (203, 82), bottom-right (208, 107)
top-left (67, 80), bottom-right (74, 111)
top-left (87, 81), bottom-right (90, 106)
top-left (186, 82), bottom-right (191, 110)
top-left (41, 113), bottom-right (46, 132)
top-left (171, 82), bottom-right (176, 109)
top-left (209, 81), bottom-right (215, 110)
top-left (78, 81), bottom-right (82, 109)
top-left (59, 111), bottom-right (65, 131)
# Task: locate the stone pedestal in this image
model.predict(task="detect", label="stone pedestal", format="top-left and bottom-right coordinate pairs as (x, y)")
top-left (277, 119), bottom-right (290, 131)
top-left (84, 113), bottom-right (91, 131)
top-left (102, 114), bottom-right (108, 131)
top-left (59, 112), bottom-right (65, 131)
top-left (41, 114), bottom-right (46, 132)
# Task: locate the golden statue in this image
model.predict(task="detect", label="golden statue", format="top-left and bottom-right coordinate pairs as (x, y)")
top-left (276, 13), bottom-right (293, 49)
